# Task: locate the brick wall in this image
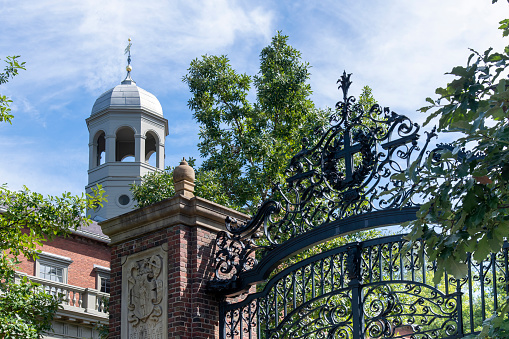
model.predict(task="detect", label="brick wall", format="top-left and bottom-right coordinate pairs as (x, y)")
top-left (108, 223), bottom-right (221, 339)
top-left (16, 233), bottom-right (110, 289)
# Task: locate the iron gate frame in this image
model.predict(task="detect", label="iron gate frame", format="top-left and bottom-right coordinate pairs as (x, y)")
top-left (207, 72), bottom-right (505, 338)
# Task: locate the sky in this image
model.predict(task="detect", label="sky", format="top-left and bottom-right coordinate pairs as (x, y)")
top-left (0, 0), bottom-right (507, 198)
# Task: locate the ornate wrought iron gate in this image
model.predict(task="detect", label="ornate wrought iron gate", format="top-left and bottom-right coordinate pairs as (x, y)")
top-left (207, 73), bottom-right (509, 338)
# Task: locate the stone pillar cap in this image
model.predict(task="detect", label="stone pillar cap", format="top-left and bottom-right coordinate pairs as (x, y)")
top-left (173, 158), bottom-right (195, 197)
top-left (173, 158), bottom-right (195, 183)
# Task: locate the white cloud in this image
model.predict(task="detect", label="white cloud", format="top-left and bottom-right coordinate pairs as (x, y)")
top-left (296, 0), bottom-right (507, 121)
top-left (1, 0), bottom-right (507, 198)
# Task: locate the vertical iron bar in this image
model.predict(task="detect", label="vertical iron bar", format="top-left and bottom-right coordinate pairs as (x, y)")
top-left (321, 258), bottom-right (325, 296)
top-left (505, 248), bottom-right (509, 297)
top-left (283, 276), bottom-right (287, 318)
top-left (274, 285), bottom-right (278, 328)
top-left (368, 246), bottom-right (373, 283)
top-left (468, 254), bottom-right (474, 333)
top-left (256, 299), bottom-right (262, 339)
top-left (266, 293), bottom-right (270, 335)
top-left (389, 243), bottom-right (393, 281)
top-left (347, 244), bottom-right (363, 339)
top-left (248, 302), bottom-right (252, 339)
top-left (444, 269), bottom-right (449, 295)
top-left (411, 242), bottom-right (415, 282)
top-left (302, 266), bottom-right (306, 304)
top-left (481, 259), bottom-right (486, 321)
top-left (292, 271), bottom-right (297, 311)
top-left (240, 307), bottom-right (244, 339)
top-left (456, 281), bottom-right (464, 337)
top-left (399, 241), bottom-right (404, 280)
top-left (492, 253), bottom-right (498, 311)
top-left (219, 301), bottom-right (226, 339)
top-left (311, 262), bottom-right (316, 299)
top-left (340, 253), bottom-right (345, 287)
top-left (422, 240), bottom-right (426, 285)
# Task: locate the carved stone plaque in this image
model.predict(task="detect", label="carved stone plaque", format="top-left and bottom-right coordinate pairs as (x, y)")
top-left (122, 245), bottom-right (168, 339)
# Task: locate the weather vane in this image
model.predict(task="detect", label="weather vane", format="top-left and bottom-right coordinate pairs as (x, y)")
top-left (125, 38), bottom-right (132, 74)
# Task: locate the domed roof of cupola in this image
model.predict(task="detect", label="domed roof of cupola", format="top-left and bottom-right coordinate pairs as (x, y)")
top-left (91, 67), bottom-right (163, 117)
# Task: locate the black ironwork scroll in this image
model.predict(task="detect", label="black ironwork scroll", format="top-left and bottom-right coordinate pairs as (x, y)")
top-left (209, 72), bottom-right (437, 295)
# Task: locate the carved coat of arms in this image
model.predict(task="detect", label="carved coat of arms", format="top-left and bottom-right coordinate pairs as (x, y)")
top-left (127, 254), bottom-right (164, 326)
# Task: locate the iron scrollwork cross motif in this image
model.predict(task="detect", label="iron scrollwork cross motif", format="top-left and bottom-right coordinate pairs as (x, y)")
top-left (335, 72), bottom-right (361, 184)
top-left (323, 71), bottom-right (377, 201)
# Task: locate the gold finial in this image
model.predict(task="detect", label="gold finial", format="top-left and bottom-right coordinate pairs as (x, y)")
top-left (122, 38), bottom-right (135, 84)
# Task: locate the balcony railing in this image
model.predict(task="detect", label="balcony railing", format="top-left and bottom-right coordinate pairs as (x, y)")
top-left (15, 273), bottom-right (109, 317)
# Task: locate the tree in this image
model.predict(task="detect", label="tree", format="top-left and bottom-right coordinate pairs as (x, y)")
top-left (134, 33), bottom-right (379, 216)
top-left (0, 57), bottom-right (105, 338)
top-left (0, 56), bottom-right (25, 124)
top-left (399, 4), bottom-right (509, 337)
top-left (181, 32), bottom-right (328, 213)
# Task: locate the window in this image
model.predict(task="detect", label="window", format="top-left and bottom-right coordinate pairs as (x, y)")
top-left (35, 252), bottom-right (72, 284)
top-left (40, 263), bottom-right (64, 282)
top-left (94, 265), bottom-right (111, 293)
top-left (118, 194), bottom-right (130, 206)
top-left (100, 276), bottom-right (110, 293)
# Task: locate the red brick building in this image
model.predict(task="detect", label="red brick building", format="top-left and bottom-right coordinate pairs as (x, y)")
top-left (16, 222), bottom-right (111, 338)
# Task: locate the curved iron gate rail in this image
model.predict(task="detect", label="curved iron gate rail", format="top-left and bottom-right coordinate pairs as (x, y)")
top-left (221, 235), bottom-right (509, 338)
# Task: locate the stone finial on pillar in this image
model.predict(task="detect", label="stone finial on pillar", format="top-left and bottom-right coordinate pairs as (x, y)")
top-left (173, 158), bottom-right (195, 198)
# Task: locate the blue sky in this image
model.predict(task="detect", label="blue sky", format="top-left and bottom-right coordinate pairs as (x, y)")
top-left (0, 0), bottom-right (507, 197)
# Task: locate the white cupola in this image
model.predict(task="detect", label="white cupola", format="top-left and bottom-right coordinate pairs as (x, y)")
top-left (85, 42), bottom-right (168, 220)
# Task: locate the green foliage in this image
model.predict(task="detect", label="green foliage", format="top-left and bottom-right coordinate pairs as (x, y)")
top-left (0, 56), bottom-right (107, 336)
top-left (0, 185), bottom-right (105, 338)
top-left (0, 184), bottom-right (106, 259)
top-left (358, 85), bottom-right (378, 117)
top-left (0, 257), bottom-right (60, 339)
top-left (399, 11), bottom-right (509, 336)
top-left (131, 158), bottom-right (233, 209)
top-left (182, 32), bottom-right (328, 213)
top-left (0, 56), bottom-right (25, 124)
top-left (130, 168), bottom-right (175, 208)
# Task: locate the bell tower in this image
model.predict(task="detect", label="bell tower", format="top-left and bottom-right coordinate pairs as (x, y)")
top-left (86, 40), bottom-right (168, 220)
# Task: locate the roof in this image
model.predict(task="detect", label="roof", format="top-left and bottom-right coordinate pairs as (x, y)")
top-left (91, 80), bottom-right (163, 117)
top-left (73, 221), bottom-right (110, 244)
top-left (1, 206), bottom-right (110, 244)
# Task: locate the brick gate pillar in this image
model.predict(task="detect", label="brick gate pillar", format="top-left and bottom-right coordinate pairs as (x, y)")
top-left (100, 160), bottom-right (248, 339)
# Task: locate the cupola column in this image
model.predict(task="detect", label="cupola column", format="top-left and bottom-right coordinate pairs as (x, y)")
top-left (134, 134), bottom-right (145, 163)
top-left (88, 142), bottom-right (95, 170)
top-left (105, 134), bottom-right (116, 163)
top-left (157, 143), bottom-right (164, 169)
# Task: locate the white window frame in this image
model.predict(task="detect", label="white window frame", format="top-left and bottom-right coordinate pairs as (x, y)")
top-left (35, 252), bottom-right (73, 284)
top-left (94, 264), bottom-right (111, 293)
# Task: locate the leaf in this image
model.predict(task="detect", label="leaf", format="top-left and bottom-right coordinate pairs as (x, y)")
top-left (474, 236), bottom-right (492, 262)
top-left (463, 190), bottom-right (478, 212)
top-left (433, 266), bottom-right (445, 285)
top-left (444, 257), bottom-right (468, 279)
